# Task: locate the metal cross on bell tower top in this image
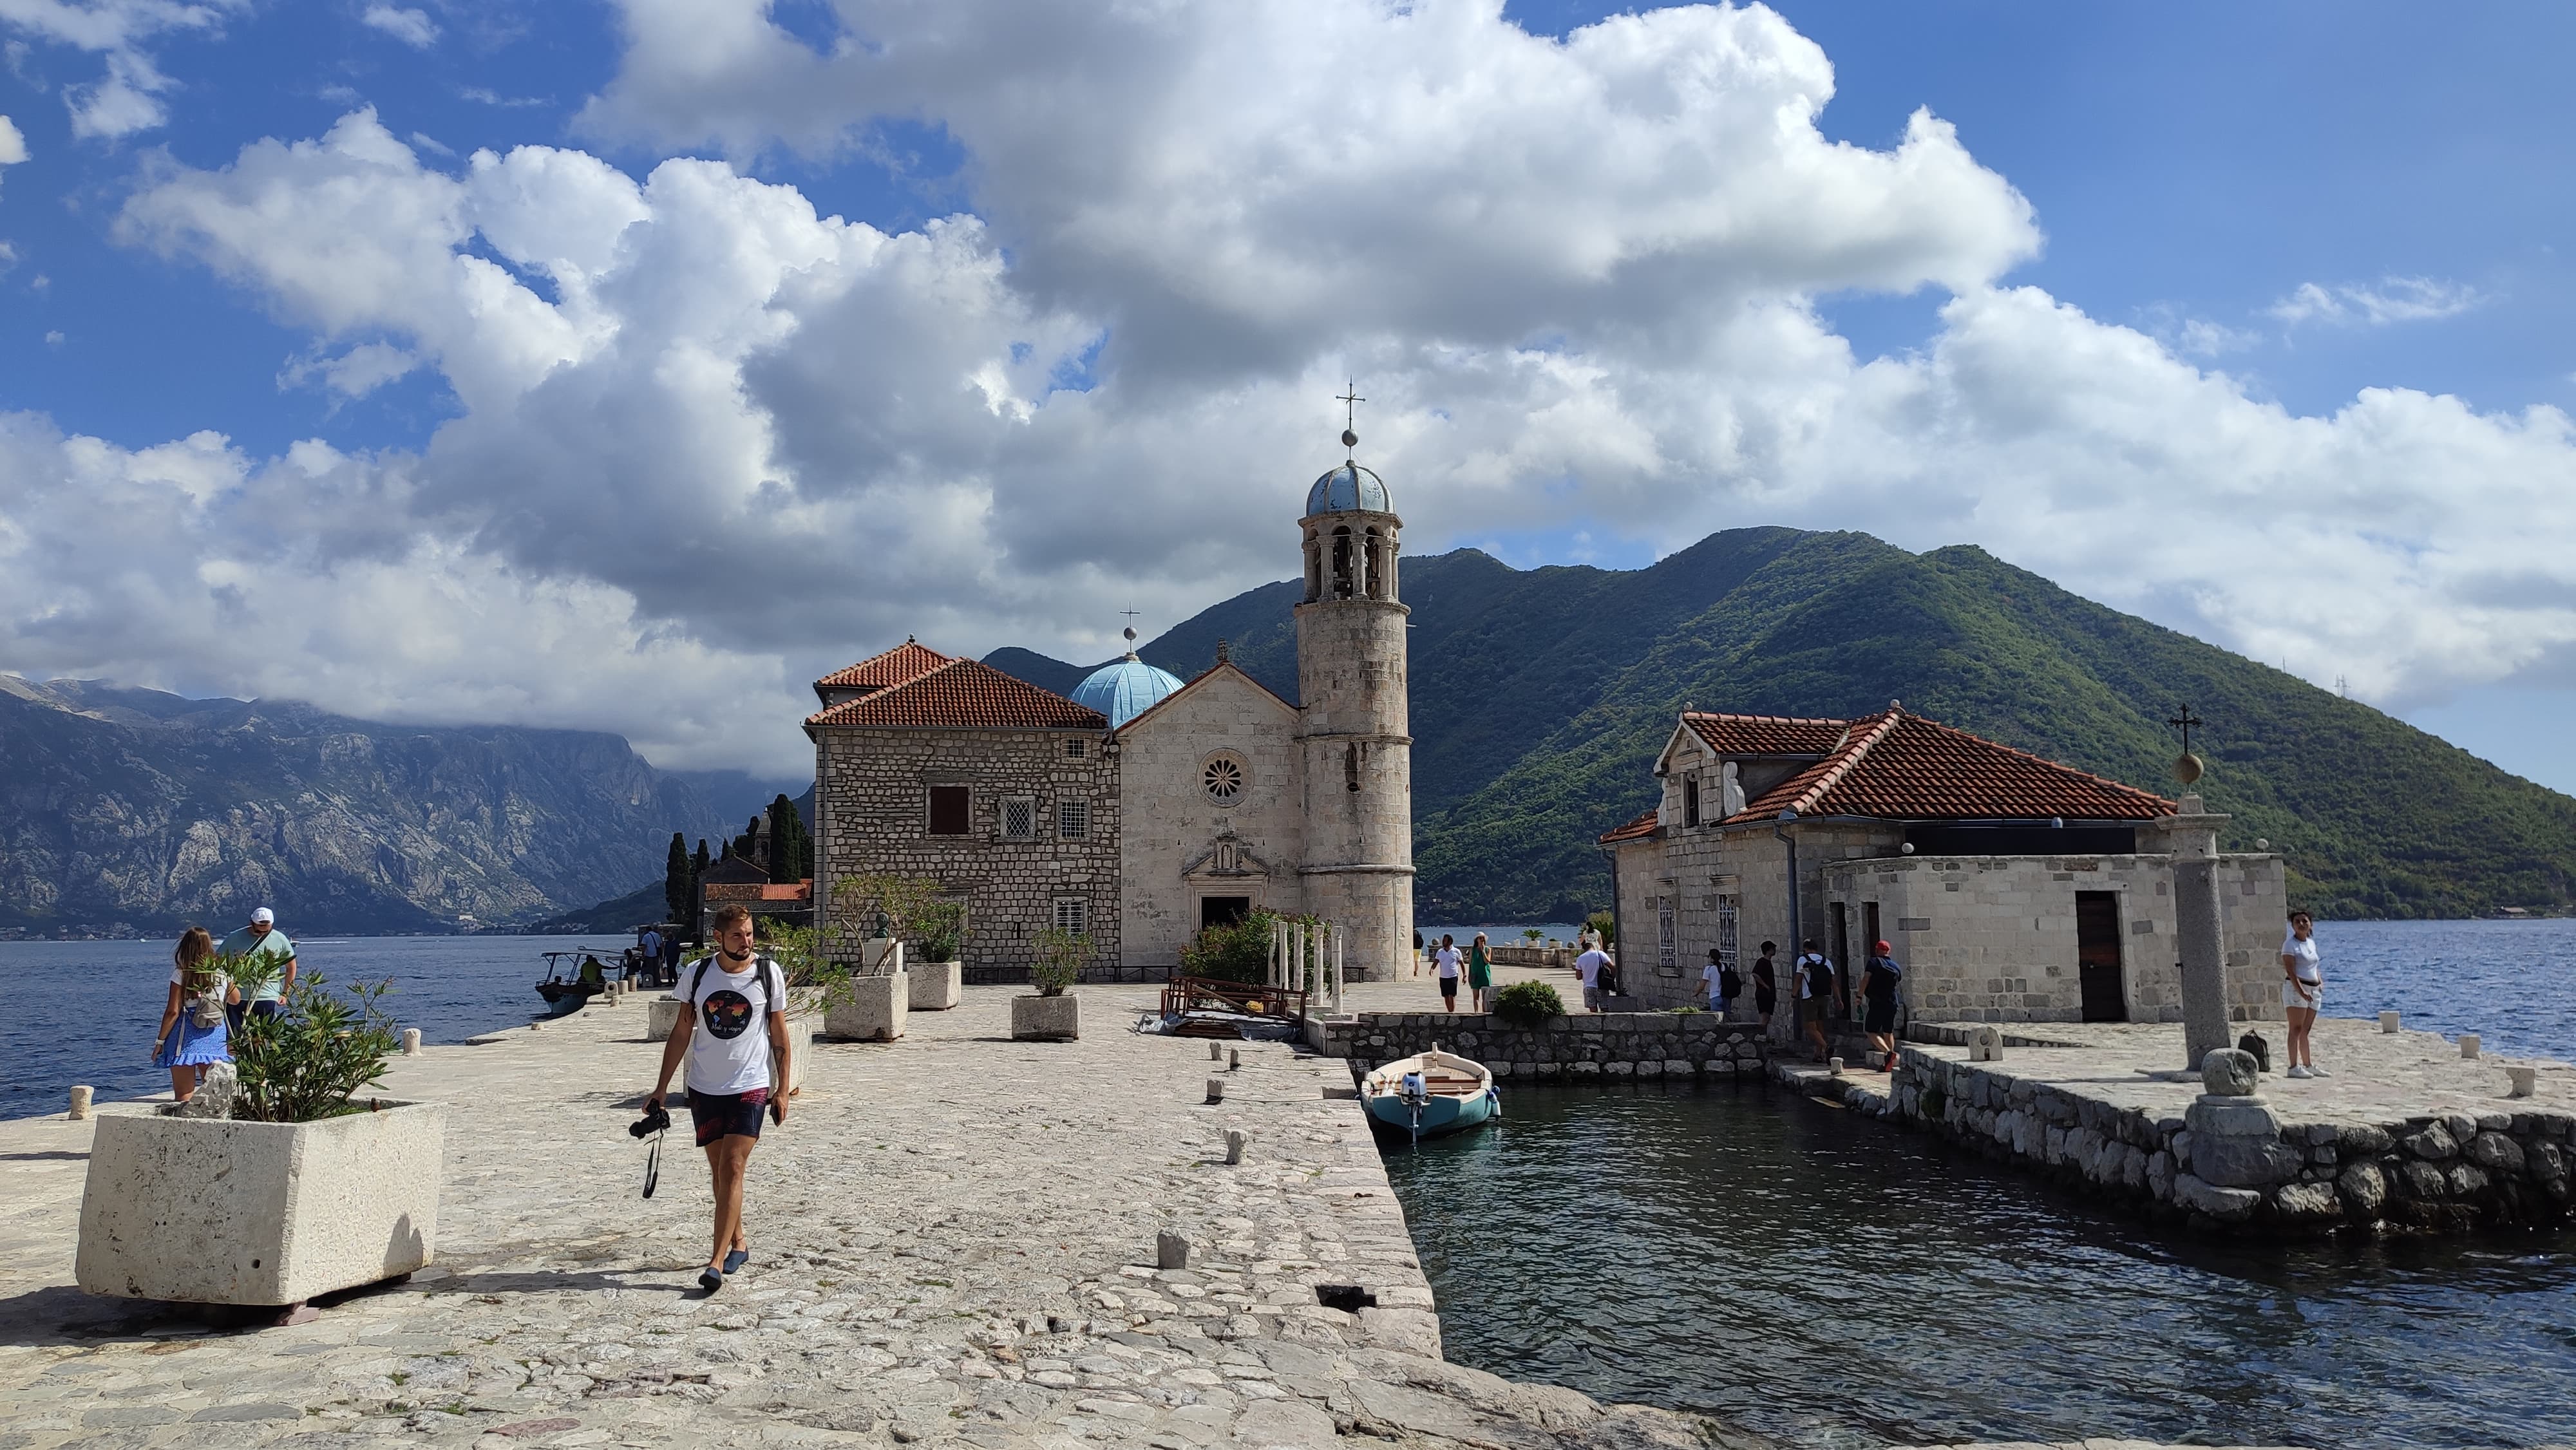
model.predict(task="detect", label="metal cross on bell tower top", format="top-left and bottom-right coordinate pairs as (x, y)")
top-left (1336, 380), bottom-right (1364, 457)
top-left (2165, 703), bottom-right (2206, 786)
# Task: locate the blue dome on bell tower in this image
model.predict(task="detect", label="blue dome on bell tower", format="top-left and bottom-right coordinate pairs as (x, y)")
top-left (1304, 462), bottom-right (1392, 516)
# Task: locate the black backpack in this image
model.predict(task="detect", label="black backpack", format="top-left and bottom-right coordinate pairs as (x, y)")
top-left (1718, 965), bottom-right (1743, 997)
top-left (1804, 954), bottom-right (1836, 997)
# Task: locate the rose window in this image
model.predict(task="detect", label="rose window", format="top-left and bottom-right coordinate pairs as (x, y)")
top-left (1202, 756), bottom-right (1245, 805)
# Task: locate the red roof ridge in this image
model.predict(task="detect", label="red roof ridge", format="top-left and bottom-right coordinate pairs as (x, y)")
top-left (1598, 805), bottom-right (1661, 843)
top-left (1897, 713), bottom-right (2177, 813)
top-left (805, 657), bottom-right (1105, 731)
top-left (1777, 707), bottom-right (1905, 816)
top-left (814, 639), bottom-right (954, 697)
top-left (1681, 710), bottom-right (1845, 726)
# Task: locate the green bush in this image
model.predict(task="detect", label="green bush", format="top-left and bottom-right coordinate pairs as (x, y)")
top-left (223, 956), bottom-right (402, 1124)
top-left (1490, 980), bottom-right (1565, 1028)
top-left (1032, 927), bottom-right (1089, 997)
top-left (914, 899), bottom-right (967, 961)
top-left (1179, 909), bottom-right (1283, 984)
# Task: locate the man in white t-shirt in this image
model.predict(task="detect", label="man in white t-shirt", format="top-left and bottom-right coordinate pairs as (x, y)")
top-left (646, 903), bottom-right (792, 1293)
top-left (1432, 935), bottom-right (1464, 1012)
top-left (1573, 945), bottom-right (1612, 1013)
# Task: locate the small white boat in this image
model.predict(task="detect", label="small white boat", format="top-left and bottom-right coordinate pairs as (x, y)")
top-left (1361, 1045), bottom-right (1499, 1141)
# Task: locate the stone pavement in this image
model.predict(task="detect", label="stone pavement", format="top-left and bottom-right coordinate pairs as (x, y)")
top-left (0, 983), bottom-right (1734, 1450)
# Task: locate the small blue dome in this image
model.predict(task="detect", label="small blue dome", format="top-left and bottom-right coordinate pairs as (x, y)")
top-left (1305, 462), bottom-right (1392, 516)
top-left (1074, 653), bottom-right (1184, 728)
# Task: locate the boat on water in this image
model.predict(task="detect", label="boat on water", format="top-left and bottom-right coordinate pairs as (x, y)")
top-left (535, 949), bottom-right (613, 1013)
top-left (1361, 1046), bottom-right (1499, 1140)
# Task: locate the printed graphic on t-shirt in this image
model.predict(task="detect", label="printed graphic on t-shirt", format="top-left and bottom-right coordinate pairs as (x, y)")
top-left (701, 989), bottom-right (755, 1039)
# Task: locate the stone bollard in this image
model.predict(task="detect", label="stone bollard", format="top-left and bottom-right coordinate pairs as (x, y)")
top-left (401, 1028), bottom-right (422, 1056)
top-left (1227, 1047), bottom-right (1241, 1073)
top-left (1209, 1041), bottom-right (1224, 1061)
top-left (1968, 1026), bottom-right (2002, 1063)
top-left (1156, 1230), bottom-right (1192, 1270)
top-left (2380, 1011), bottom-right (2401, 1033)
top-left (1205, 1077), bottom-right (1225, 1104)
top-left (1225, 1128), bottom-right (1248, 1165)
top-left (1828, 1056), bottom-right (1844, 1075)
top-left (68, 1086), bottom-right (92, 1121)
top-left (2462, 1035), bottom-right (2481, 1060)
top-left (2508, 1066), bottom-right (2537, 1098)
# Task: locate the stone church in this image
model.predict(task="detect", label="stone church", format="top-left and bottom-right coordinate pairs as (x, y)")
top-left (1601, 708), bottom-right (2290, 1024)
top-left (804, 448), bottom-right (1415, 981)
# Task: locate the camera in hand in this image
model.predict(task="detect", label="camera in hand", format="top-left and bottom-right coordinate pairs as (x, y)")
top-left (629, 1104), bottom-right (672, 1138)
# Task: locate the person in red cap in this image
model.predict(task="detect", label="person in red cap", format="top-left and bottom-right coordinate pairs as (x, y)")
top-left (1856, 939), bottom-right (1904, 1073)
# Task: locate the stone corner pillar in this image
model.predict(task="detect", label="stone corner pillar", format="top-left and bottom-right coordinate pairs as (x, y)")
top-left (2165, 800), bottom-right (2232, 1071)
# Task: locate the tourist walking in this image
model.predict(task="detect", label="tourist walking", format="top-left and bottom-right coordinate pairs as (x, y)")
top-left (1703, 947), bottom-right (1740, 1018)
top-left (1857, 941), bottom-right (1904, 1071)
top-left (1434, 934), bottom-right (1464, 1012)
top-left (645, 903), bottom-right (793, 1292)
top-left (152, 927), bottom-right (238, 1104)
top-left (1752, 942), bottom-right (1778, 1030)
top-left (1795, 939), bottom-right (1836, 1062)
top-left (1573, 941), bottom-right (1613, 1013)
top-left (2280, 910), bottom-right (2325, 1078)
top-left (1467, 933), bottom-right (1494, 1012)
top-left (216, 907), bottom-right (298, 1030)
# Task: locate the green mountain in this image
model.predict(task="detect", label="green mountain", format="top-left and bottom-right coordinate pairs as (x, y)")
top-left (990, 527), bottom-right (2576, 921)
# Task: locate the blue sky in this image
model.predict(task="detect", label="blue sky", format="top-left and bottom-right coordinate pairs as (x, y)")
top-left (1, 1), bottom-right (2571, 790)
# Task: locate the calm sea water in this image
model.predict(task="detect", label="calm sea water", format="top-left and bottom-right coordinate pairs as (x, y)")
top-left (0, 934), bottom-right (625, 1121)
top-left (1385, 1081), bottom-right (2576, 1449)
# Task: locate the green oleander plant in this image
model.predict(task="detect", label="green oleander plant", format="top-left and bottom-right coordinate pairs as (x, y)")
top-left (221, 954), bottom-right (403, 1124)
top-left (1490, 980), bottom-right (1565, 1029)
top-left (914, 899), bottom-right (968, 963)
top-left (831, 871), bottom-right (943, 972)
top-left (1179, 909), bottom-right (1281, 984)
top-left (1032, 927), bottom-right (1090, 997)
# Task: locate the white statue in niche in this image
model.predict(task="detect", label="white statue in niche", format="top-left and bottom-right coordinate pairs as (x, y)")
top-left (1720, 760), bottom-right (1746, 818)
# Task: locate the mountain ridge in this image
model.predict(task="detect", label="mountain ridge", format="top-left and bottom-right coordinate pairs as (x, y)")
top-left (986, 527), bottom-right (2576, 920)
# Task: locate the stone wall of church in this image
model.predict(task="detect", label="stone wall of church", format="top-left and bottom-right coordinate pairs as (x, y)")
top-left (1115, 669), bottom-right (1306, 969)
top-left (1293, 594), bottom-right (1415, 982)
top-left (810, 726), bottom-right (1120, 975)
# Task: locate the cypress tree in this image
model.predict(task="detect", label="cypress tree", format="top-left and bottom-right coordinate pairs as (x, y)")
top-left (663, 832), bottom-right (690, 925)
top-left (766, 793), bottom-right (813, 883)
top-left (693, 838), bottom-right (710, 876)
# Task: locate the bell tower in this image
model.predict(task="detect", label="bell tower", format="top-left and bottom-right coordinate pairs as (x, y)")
top-left (1294, 388), bottom-right (1413, 981)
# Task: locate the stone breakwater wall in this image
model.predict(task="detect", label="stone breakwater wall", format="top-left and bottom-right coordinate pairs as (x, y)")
top-left (1865, 1048), bottom-right (2576, 1236)
top-left (1310, 1011), bottom-right (1771, 1080)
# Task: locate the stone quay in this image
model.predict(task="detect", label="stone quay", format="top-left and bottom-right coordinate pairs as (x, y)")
top-left (0, 984), bottom-right (1734, 1450)
top-left (1786, 1016), bottom-right (2575, 1238)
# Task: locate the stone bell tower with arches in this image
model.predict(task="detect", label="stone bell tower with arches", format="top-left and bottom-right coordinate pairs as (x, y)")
top-left (1293, 390), bottom-right (1414, 981)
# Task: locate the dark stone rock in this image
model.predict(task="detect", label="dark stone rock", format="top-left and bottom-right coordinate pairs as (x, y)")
top-left (2270, 1180), bottom-right (2342, 1224)
top-left (2396, 1160), bottom-right (2449, 1199)
top-left (2465, 1133), bottom-right (2524, 1174)
top-left (2402, 1123), bottom-right (2458, 1160)
top-left (2529, 1140), bottom-right (2566, 1183)
top-left (2201, 1048), bottom-right (2259, 1097)
top-left (2336, 1161), bottom-right (2389, 1217)
top-left (2450, 1163), bottom-right (2490, 1195)
top-left (2336, 1124), bottom-right (2394, 1155)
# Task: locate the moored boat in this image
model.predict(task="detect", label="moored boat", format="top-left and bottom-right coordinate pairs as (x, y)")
top-left (1361, 1045), bottom-right (1499, 1140)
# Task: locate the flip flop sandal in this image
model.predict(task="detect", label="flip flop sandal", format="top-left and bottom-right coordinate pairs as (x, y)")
top-left (723, 1248), bottom-right (750, 1275)
top-left (698, 1267), bottom-right (723, 1292)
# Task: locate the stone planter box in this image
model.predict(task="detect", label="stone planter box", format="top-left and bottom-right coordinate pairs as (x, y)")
top-left (647, 996), bottom-right (685, 1042)
top-left (1012, 993), bottom-right (1081, 1041)
top-left (77, 1101), bottom-right (446, 1307)
top-left (823, 973), bottom-right (906, 1042)
top-left (909, 960), bottom-right (963, 1011)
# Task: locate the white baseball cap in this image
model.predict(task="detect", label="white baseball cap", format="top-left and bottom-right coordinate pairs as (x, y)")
top-left (251, 907), bottom-right (275, 925)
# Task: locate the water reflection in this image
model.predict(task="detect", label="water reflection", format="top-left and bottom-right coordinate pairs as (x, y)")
top-left (1381, 1080), bottom-right (2576, 1449)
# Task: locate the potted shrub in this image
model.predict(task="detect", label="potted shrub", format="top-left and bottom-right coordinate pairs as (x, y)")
top-left (1012, 927), bottom-right (1088, 1041)
top-left (77, 962), bottom-right (444, 1315)
top-left (1490, 980), bottom-right (1565, 1030)
top-left (907, 898), bottom-right (967, 1012)
top-left (1179, 909), bottom-right (1280, 984)
top-left (823, 873), bottom-right (941, 1041)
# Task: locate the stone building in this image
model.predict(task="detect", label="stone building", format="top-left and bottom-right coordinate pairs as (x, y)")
top-left (804, 449), bottom-right (1416, 981)
top-left (1600, 707), bottom-right (2288, 1024)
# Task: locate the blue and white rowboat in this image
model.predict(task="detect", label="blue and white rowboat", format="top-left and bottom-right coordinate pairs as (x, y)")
top-left (1361, 1046), bottom-right (1499, 1140)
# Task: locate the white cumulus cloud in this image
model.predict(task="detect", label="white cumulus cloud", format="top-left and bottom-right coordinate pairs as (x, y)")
top-left (2269, 275), bottom-right (2485, 327)
top-left (359, 3), bottom-right (435, 48)
top-left (0, 0), bottom-right (242, 138)
top-left (0, 0), bottom-right (2565, 776)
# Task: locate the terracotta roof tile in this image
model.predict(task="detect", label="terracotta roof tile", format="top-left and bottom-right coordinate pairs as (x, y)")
top-left (1729, 709), bottom-right (2173, 824)
top-left (814, 640), bottom-right (953, 696)
top-left (703, 881), bottom-right (813, 903)
top-left (1681, 712), bottom-right (1848, 757)
top-left (805, 658), bottom-right (1105, 731)
top-left (1597, 806), bottom-right (1662, 844)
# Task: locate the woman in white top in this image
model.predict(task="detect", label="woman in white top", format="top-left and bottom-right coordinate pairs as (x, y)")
top-left (2280, 910), bottom-right (2325, 1078)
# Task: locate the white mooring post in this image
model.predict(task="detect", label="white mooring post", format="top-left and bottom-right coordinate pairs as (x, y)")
top-left (1269, 919), bottom-right (1284, 988)
top-left (1331, 927), bottom-right (1346, 1009)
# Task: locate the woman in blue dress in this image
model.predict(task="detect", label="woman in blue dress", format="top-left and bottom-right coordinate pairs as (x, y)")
top-left (153, 927), bottom-right (238, 1104)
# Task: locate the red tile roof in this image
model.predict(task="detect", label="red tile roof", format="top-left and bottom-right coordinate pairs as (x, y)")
top-left (1680, 713), bottom-right (1848, 757)
top-left (1732, 708), bottom-right (2174, 824)
top-left (805, 658), bottom-right (1106, 731)
top-left (813, 640), bottom-right (952, 699)
top-left (1598, 806), bottom-right (1662, 844)
top-left (703, 881), bottom-right (814, 903)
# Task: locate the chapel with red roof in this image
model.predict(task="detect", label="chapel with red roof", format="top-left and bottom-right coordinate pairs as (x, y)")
top-left (802, 430), bottom-right (1416, 982)
top-left (1600, 706), bottom-right (2290, 1024)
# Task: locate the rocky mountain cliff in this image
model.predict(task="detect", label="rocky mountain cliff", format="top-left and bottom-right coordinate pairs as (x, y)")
top-left (991, 527), bottom-right (2576, 921)
top-left (0, 677), bottom-right (737, 936)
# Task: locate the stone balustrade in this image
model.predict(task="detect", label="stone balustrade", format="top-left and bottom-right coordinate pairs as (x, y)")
top-left (1309, 1010), bottom-right (1768, 1080)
